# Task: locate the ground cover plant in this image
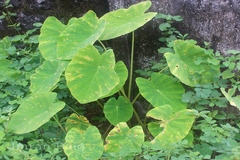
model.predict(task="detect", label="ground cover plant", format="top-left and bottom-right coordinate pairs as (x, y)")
top-left (0, 1), bottom-right (239, 159)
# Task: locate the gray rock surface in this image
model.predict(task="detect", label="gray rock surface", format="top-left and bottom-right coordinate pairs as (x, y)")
top-left (0, 0), bottom-right (109, 37)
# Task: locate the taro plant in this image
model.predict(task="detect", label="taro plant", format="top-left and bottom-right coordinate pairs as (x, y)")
top-left (6, 1), bottom-right (224, 159)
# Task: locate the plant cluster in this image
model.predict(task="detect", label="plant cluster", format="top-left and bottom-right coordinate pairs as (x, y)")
top-left (0, 1), bottom-right (239, 160)
top-left (0, 0), bottom-right (21, 33)
top-left (0, 11), bottom-right (68, 160)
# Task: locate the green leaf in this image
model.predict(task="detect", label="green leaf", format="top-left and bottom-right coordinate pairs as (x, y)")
top-left (147, 104), bottom-right (173, 120)
top-left (193, 143), bottom-right (212, 156)
top-left (104, 96), bottom-right (133, 126)
top-left (182, 91), bottom-right (195, 103)
top-left (172, 15), bottom-right (183, 21)
top-left (226, 50), bottom-right (240, 55)
top-left (222, 69), bottom-right (235, 79)
top-left (30, 60), bottom-right (69, 93)
top-left (221, 88), bottom-right (240, 110)
top-left (67, 17), bottom-right (78, 26)
top-left (57, 11), bottom-right (105, 60)
top-left (8, 92), bottom-right (65, 134)
top-left (99, 1), bottom-right (156, 40)
top-left (184, 131), bottom-right (194, 146)
top-left (237, 62), bottom-right (240, 70)
top-left (136, 73), bottom-right (186, 112)
top-left (195, 88), bottom-right (212, 99)
top-left (155, 13), bottom-right (171, 20)
top-left (0, 59), bottom-right (20, 82)
top-left (0, 130), bottom-right (4, 141)
top-left (159, 22), bottom-right (171, 31)
top-left (0, 36), bottom-right (11, 59)
top-left (164, 40), bottom-right (220, 86)
top-left (105, 122), bottom-right (144, 158)
top-left (148, 122), bottom-right (163, 137)
top-left (63, 126), bottom-right (103, 160)
top-left (65, 45), bottom-right (119, 103)
top-left (147, 105), bottom-right (195, 149)
top-left (38, 16), bottom-right (66, 60)
top-left (207, 57), bottom-right (220, 65)
top-left (65, 113), bottom-right (91, 132)
top-left (101, 61), bottom-right (128, 98)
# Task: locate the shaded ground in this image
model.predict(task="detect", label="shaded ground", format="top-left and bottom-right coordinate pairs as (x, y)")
top-left (0, 0), bottom-right (109, 37)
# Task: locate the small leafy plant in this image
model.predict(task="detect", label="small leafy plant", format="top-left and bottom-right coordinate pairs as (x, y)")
top-left (0, 0), bottom-right (21, 33)
top-left (0, 24), bottom-right (67, 159)
top-left (4, 1), bottom-right (239, 160)
top-left (156, 13), bottom-right (187, 54)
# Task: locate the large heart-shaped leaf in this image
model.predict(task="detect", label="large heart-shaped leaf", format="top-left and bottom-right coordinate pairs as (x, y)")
top-left (65, 113), bottom-right (91, 132)
top-left (99, 1), bottom-right (156, 40)
top-left (63, 126), bottom-right (103, 160)
top-left (104, 96), bottom-right (133, 126)
top-left (57, 11), bottom-right (105, 60)
top-left (67, 17), bottom-right (78, 26)
top-left (30, 60), bottom-right (69, 93)
top-left (105, 122), bottom-right (144, 158)
top-left (8, 92), bottom-right (65, 134)
top-left (101, 61), bottom-right (128, 98)
top-left (65, 45), bottom-right (119, 103)
top-left (136, 73), bottom-right (186, 112)
top-left (147, 105), bottom-right (195, 149)
top-left (38, 16), bottom-right (66, 60)
top-left (164, 40), bottom-right (220, 87)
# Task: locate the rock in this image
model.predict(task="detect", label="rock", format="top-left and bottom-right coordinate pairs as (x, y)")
top-left (30, 0), bottom-right (54, 10)
top-left (10, 0), bottom-right (21, 8)
top-left (0, 0), bottom-right (109, 37)
top-left (17, 12), bottom-right (46, 30)
top-left (169, 0), bottom-right (240, 54)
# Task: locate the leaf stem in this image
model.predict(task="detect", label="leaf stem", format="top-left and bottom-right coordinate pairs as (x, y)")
top-left (53, 115), bottom-right (66, 134)
top-left (132, 107), bottom-right (147, 131)
top-left (66, 105), bottom-right (81, 117)
top-left (143, 103), bottom-right (152, 125)
top-left (103, 124), bottom-right (113, 138)
top-left (128, 31), bottom-right (135, 100)
top-left (120, 87), bottom-right (128, 99)
top-left (97, 100), bottom-right (104, 109)
top-left (158, 65), bottom-right (169, 73)
top-left (98, 40), bottom-right (107, 51)
top-left (131, 92), bottom-right (141, 105)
